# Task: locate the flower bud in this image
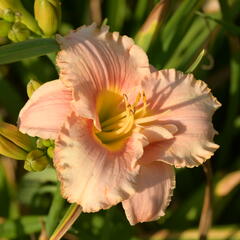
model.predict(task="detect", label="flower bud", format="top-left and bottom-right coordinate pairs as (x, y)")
top-left (36, 138), bottom-right (53, 149)
top-left (0, 135), bottom-right (27, 160)
top-left (0, 0), bottom-right (41, 34)
top-left (41, 139), bottom-right (53, 147)
top-left (36, 138), bottom-right (45, 149)
top-left (1, 8), bottom-right (15, 22)
top-left (0, 121), bottom-right (36, 152)
top-left (47, 146), bottom-right (54, 158)
top-left (0, 19), bottom-right (12, 37)
top-left (24, 149), bottom-right (49, 171)
top-left (8, 22), bottom-right (30, 42)
top-left (34, 0), bottom-right (61, 36)
top-left (27, 80), bottom-right (41, 98)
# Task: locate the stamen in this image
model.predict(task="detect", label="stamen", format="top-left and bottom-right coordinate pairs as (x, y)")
top-left (100, 94), bottom-right (129, 128)
top-left (101, 111), bottom-right (127, 128)
top-left (132, 92), bottom-right (141, 107)
top-left (135, 110), bottom-right (171, 124)
top-left (134, 91), bottom-right (147, 118)
top-left (97, 91), bottom-right (150, 145)
top-left (97, 108), bottom-right (134, 142)
top-left (102, 118), bottom-right (126, 131)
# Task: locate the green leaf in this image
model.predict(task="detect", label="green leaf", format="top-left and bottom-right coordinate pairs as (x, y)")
top-left (135, 1), bottom-right (169, 52)
top-left (196, 11), bottom-right (240, 36)
top-left (0, 215), bottom-right (46, 238)
top-left (161, 0), bottom-right (204, 52)
top-left (186, 49), bottom-right (206, 73)
top-left (153, 0), bottom-right (205, 67)
top-left (134, 0), bottom-right (148, 23)
top-left (0, 38), bottom-right (59, 65)
top-left (164, 14), bottom-right (218, 69)
top-left (106, 0), bottom-right (128, 31)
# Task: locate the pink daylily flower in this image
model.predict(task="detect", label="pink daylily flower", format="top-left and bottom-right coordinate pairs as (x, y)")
top-left (18, 23), bottom-right (221, 225)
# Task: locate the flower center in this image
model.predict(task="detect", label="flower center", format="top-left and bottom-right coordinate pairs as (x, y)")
top-left (95, 91), bottom-right (147, 147)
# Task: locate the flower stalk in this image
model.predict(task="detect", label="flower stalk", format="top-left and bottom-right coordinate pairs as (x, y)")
top-left (198, 160), bottom-right (213, 240)
top-left (45, 184), bottom-right (65, 237)
top-left (49, 203), bottom-right (82, 240)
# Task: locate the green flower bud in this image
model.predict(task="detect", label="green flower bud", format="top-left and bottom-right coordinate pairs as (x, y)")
top-left (34, 0), bottom-right (61, 36)
top-left (0, 19), bottom-right (11, 37)
top-left (0, 0), bottom-right (41, 35)
top-left (36, 138), bottom-right (45, 149)
top-left (36, 138), bottom-right (54, 149)
top-left (2, 8), bottom-right (15, 22)
top-left (27, 79), bottom-right (41, 98)
top-left (47, 146), bottom-right (54, 159)
top-left (41, 139), bottom-right (52, 147)
top-left (8, 22), bottom-right (30, 42)
top-left (0, 135), bottom-right (27, 160)
top-left (24, 149), bottom-right (49, 171)
top-left (0, 121), bottom-right (36, 152)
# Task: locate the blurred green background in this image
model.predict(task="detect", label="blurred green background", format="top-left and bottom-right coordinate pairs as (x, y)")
top-left (0, 0), bottom-right (240, 239)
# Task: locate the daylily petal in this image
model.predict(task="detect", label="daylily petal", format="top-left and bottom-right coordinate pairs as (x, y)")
top-left (142, 69), bottom-right (221, 167)
top-left (56, 23), bottom-right (150, 128)
top-left (122, 161), bottom-right (175, 225)
top-left (54, 112), bottom-right (146, 212)
top-left (18, 80), bottom-right (72, 139)
top-left (139, 124), bottom-right (176, 143)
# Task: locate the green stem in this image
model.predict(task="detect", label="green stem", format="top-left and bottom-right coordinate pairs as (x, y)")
top-left (46, 184), bottom-right (65, 237)
top-left (198, 161), bottom-right (213, 240)
top-left (50, 203), bottom-right (82, 240)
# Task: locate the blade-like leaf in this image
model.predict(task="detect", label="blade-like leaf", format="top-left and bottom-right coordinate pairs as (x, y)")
top-left (0, 38), bottom-right (59, 65)
top-left (186, 49), bottom-right (206, 73)
top-left (164, 14), bottom-right (219, 69)
top-left (106, 0), bottom-right (128, 31)
top-left (135, 0), bottom-right (169, 52)
top-left (161, 0), bottom-right (205, 52)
